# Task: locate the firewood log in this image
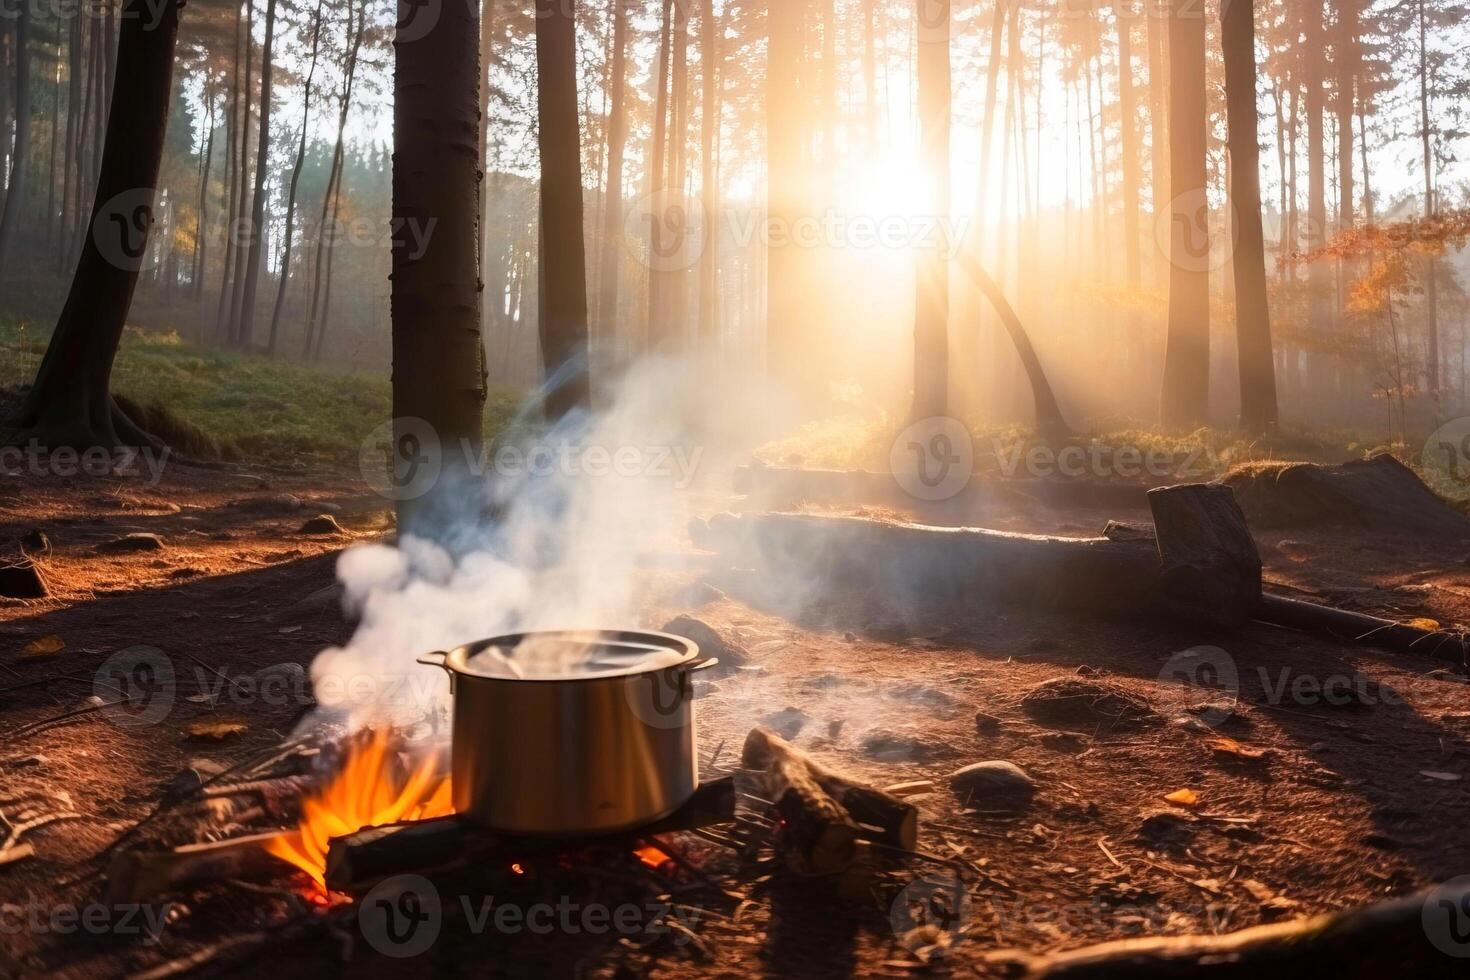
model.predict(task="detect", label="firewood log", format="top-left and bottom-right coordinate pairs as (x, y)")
top-left (746, 728), bottom-right (917, 858)
top-left (991, 880), bottom-right (1470, 979)
top-left (106, 832), bottom-right (290, 904)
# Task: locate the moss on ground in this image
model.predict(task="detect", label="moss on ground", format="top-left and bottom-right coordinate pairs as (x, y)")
top-left (0, 319), bottom-right (521, 462)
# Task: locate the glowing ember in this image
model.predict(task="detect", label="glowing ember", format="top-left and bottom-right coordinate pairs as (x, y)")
top-left (266, 729), bottom-right (454, 891)
top-left (633, 844), bottom-right (671, 870)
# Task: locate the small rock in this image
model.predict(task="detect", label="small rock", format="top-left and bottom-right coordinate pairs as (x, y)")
top-left (949, 761), bottom-right (1036, 811)
top-left (862, 729), bottom-right (956, 763)
top-left (761, 707), bottom-right (810, 740)
top-left (661, 615), bottom-right (747, 676)
top-left (1039, 732), bottom-right (1088, 754)
top-left (3, 755), bottom-right (47, 769)
top-left (20, 530), bottom-right (51, 556)
top-left (298, 514), bottom-right (344, 536)
top-left (231, 493), bottom-right (303, 514)
top-left (0, 558), bottom-right (48, 599)
top-left (1136, 809), bottom-right (1196, 846)
top-left (1020, 677), bottom-right (1157, 732)
top-left (98, 532), bottom-right (166, 553)
top-left (973, 711), bottom-right (1003, 735)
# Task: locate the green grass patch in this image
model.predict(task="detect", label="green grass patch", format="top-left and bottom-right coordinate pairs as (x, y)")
top-left (0, 318), bottom-right (522, 462)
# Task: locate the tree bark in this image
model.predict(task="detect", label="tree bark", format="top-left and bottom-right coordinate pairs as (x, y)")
top-left (193, 90), bottom-right (215, 305)
top-left (236, 0), bottom-right (278, 350)
top-left (1159, 0), bottom-right (1210, 427)
top-left (595, 0), bottom-right (628, 341)
top-left (1116, 1), bottom-right (1141, 286)
top-left (1223, 0), bottom-right (1278, 432)
top-left (393, 0), bottom-right (487, 536)
top-left (534, 0), bottom-right (592, 419)
top-left (215, 0), bottom-right (244, 337)
top-left (267, 0), bottom-right (324, 353)
top-left (304, 0), bottom-right (363, 359)
top-left (697, 0), bottom-right (720, 346)
top-left (16, 0), bottom-right (184, 451)
top-left (912, 0), bottom-right (950, 420)
top-left (0, 0), bottom-right (31, 282)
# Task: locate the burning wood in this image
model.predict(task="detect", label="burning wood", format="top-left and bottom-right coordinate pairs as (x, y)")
top-left (740, 726), bottom-right (919, 876)
top-left (105, 832), bottom-right (290, 905)
top-left (264, 728), bottom-right (453, 892)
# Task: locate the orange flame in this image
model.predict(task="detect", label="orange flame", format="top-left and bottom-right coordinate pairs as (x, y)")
top-left (266, 729), bottom-right (455, 892)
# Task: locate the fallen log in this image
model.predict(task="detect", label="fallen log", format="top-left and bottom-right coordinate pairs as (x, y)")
top-left (732, 464), bottom-right (1152, 515)
top-left (742, 726), bottom-right (918, 853)
top-left (106, 831), bottom-right (289, 904)
top-left (992, 879), bottom-right (1470, 979)
top-left (695, 483), bottom-right (1261, 628)
top-left (1258, 594), bottom-right (1468, 665)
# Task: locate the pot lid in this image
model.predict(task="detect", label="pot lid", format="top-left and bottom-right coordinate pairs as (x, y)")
top-left (454, 630), bottom-right (697, 681)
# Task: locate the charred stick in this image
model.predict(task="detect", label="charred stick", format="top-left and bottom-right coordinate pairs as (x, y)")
top-left (106, 832), bottom-right (290, 904)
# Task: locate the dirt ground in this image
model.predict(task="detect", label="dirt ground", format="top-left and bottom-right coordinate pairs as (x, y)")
top-left (1, 458), bottom-right (1469, 978)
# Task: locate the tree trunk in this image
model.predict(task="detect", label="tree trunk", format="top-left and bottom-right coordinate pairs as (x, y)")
top-left (267, 0), bottom-right (324, 353)
top-left (697, 0), bottom-right (720, 346)
top-left (16, 0), bottom-right (183, 451)
top-left (1145, 0), bottom-right (1168, 286)
top-left (646, 0), bottom-right (673, 353)
top-left (215, 0), bottom-right (244, 338)
top-left (392, 0), bottom-right (487, 536)
top-left (534, 0), bottom-right (592, 419)
top-left (1223, 0), bottom-right (1278, 433)
top-left (1159, 0), bottom-right (1209, 427)
top-left (0, 0), bottom-right (30, 282)
top-left (225, 0), bottom-right (256, 345)
top-left (1303, 0), bottom-right (1330, 341)
top-left (912, 0), bottom-right (950, 420)
top-left (1418, 0), bottom-right (1438, 401)
top-left (236, 0), bottom-right (278, 351)
top-left (56, 12), bottom-right (80, 274)
top-left (304, 0), bottom-right (363, 360)
top-left (1116, 1), bottom-right (1141, 286)
top-left (664, 0), bottom-right (692, 345)
top-left (193, 94), bottom-right (215, 305)
top-left (766, 0), bottom-right (805, 389)
top-left (595, 0), bottom-right (628, 342)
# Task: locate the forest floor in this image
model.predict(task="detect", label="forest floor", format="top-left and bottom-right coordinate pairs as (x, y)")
top-left (1, 444), bottom-right (1468, 979)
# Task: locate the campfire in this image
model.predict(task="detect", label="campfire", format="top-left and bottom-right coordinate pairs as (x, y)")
top-left (264, 728), bottom-right (453, 894)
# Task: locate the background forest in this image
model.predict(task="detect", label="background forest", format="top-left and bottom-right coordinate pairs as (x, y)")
top-left (0, 0), bottom-right (1467, 448)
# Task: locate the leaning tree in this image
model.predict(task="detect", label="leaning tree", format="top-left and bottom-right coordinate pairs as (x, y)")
top-left (15, 0), bottom-right (185, 451)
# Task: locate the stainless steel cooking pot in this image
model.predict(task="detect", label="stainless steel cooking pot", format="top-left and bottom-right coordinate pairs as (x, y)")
top-left (416, 629), bottom-right (717, 835)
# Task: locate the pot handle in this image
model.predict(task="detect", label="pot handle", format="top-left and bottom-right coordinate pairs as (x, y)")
top-left (690, 656), bottom-right (720, 673)
top-left (416, 651), bottom-right (455, 692)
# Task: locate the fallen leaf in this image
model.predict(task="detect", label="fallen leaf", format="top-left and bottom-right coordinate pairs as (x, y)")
top-left (1164, 788), bottom-right (1200, 807)
top-left (19, 635), bottom-right (64, 659)
top-left (185, 719), bottom-right (249, 742)
top-left (1408, 618), bottom-right (1441, 631)
top-left (1420, 770), bottom-right (1462, 782)
top-left (1206, 737), bottom-right (1270, 761)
